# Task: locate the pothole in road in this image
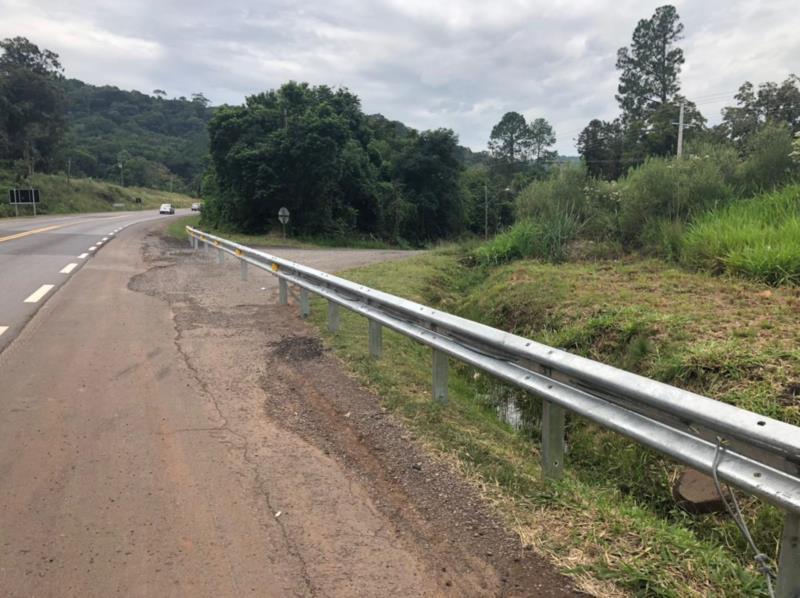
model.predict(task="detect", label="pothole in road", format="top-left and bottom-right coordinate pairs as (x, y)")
top-left (271, 336), bottom-right (324, 361)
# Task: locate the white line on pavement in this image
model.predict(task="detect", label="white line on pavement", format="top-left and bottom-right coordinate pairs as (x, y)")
top-left (24, 284), bottom-right (55, 303)
top-left (78, 253), bottom-right (88, 259)
top-left (102, 237), bottom-right (108, 241)
top-left (0, 326), bottom-right (8, 337)
top-left (60, 263), bottom-right (78, 274)
top-left (88, 247), bottom-right (97, 252)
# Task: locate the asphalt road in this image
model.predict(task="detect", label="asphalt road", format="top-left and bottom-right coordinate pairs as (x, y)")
top-left (0, 209), bottom-right (188, 353)
top-left (0, 215), bottom-right (576, 597)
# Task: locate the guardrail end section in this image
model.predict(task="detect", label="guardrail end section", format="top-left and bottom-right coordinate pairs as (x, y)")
top-left (778, 511), bottom-right (800, 598)
top-left (368, 320), bottom-right (382, 359)
top-left (432, 349), bottom-right (448, 405)
top-left (542, 400), bottom-right (565, 480)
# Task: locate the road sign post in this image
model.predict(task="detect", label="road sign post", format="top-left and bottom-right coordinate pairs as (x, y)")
top-left (9, 188), bottom-right (41, 217)
top-left (278, 207), bottom-right (290, 238)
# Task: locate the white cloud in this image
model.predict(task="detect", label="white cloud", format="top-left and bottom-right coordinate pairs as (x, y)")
top-left (1, 0), bottom-right (798, 153)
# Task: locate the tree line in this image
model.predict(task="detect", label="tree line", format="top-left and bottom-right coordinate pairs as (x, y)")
top-left (0, 36), bottom-right (212, 192)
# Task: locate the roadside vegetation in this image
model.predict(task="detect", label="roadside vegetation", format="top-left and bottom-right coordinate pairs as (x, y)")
top-left (308, 249), bottom-right (797, 596)
top-left (0, 169), bottom-right (194, 217)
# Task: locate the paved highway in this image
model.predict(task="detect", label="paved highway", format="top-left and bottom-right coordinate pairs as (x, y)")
top-left (0, 209), bottom-right (187, 353)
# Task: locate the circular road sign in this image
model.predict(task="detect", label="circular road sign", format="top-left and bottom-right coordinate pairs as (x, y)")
top-left (278, 207), bottom-right (290, 224)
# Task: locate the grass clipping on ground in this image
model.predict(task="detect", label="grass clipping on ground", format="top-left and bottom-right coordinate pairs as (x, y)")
top-left (306, 249), bottom-right (797, 597)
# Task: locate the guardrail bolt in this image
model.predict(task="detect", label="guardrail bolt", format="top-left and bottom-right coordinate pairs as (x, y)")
top-left (299, 288), bottom-right (310, 318)
top-left (778, 511), bottom-right (800, 598)
top-left (541, 400), bottom-right (565, 480)
top-left (327, 302), bottom-right (340, 333)
top-left (368, 320), bottom-right (382, 359)
top-left (432, 349), bottom-right (448, 404)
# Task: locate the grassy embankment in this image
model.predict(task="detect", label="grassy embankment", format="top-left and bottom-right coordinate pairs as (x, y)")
top-left (0, 170), bottom-right (195, 218)
top-left (681, 184), bottom-right (800, 285)
top-left (304, 248), bottom-right (798, 597)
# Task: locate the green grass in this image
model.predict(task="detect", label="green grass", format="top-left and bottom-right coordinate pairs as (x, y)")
top-left (304, 249), bottom-right (795, 596)
top-left (681, 184), bottom-right (800, 285)
top-left (0, 170), bottom-right (196, 218)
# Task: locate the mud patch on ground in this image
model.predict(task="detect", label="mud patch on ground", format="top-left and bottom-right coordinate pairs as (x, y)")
top-left (270, 335), bottom-right (324, 361)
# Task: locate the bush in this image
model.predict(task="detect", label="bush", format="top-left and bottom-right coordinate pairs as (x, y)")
top-left (736, 122), bottom-right (797, 195)
top-left (681, 184), bottom-right (800, 285)
top-left (618, 155), bottom-right (733, 246)
top-left (516, 165), bottom-right (619, 241)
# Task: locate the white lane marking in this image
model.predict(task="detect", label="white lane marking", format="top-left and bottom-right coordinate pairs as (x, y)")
top-left (78, 253), bottom-right (88, 259)
top-left (0, 326), bottom-right (8, 337)
top-left (60, 263), bottom-right (78, 274)
top-left (88, 247), bottom-right (97, 252)
top-left (102, 237), bottom-right (108, 241)
top-left (24, 284), bottom-right (55, 303)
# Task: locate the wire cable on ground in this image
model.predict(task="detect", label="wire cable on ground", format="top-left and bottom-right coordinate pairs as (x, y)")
top-left (712, 437), bottom-right (776, 598)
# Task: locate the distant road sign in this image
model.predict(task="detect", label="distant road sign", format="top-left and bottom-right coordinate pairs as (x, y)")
top-left (278, 207), bottom-right (290, 224)
top-left (9, 189), bottom-right (40, 204)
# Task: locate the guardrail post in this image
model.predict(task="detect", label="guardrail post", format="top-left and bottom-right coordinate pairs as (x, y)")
top-left (541, 400), bottom-right (565, 480)
top-left (203, 239), bottom-right (208, 256)
top-left (778, 511), bottom-right (800, 598)
top-left (240, 259), bottom-right (247, 281)
top-left (217, 247), bottom-right (224, 264)
top-left (327, 301), bottom-right (340, 333)
top-left (299, 288), bottom-right (310, 318)
top-left (432, 349), bottom-right (448, 404)
top-left (368, 320), bottom-right (382, 359)
top-left (279, 279), bottom-right (288, 305)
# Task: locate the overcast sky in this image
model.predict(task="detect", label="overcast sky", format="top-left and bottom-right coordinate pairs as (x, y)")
top-left (2, 0), bottom-right (798, 154)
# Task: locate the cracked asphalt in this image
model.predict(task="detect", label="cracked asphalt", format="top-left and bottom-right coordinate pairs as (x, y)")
top-left (0, 218), bottom-right (578, 597)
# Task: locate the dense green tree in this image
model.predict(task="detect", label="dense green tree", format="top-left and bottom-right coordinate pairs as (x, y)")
top-left (577, 119), bottom-right (625, 180)
top-left (528, 117), bottom-right (557, 162)
top-left (205, 83), bottom-right (465, 243)
top-left (616, 5), bottom-right (685, 121)
top-left (488, 111), bottom-right (530, 165)
top-left (0, 36), bottom-right (65, 172)
top-left (392, 128), bottom-right (464, 242)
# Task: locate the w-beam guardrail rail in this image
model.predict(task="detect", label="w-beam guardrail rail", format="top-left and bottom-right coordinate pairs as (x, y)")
top-left (187, 226), bottom-right (800, 597)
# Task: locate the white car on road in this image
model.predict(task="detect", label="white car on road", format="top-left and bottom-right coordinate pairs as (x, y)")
top-left (159, 203), bottom-right (174, 215)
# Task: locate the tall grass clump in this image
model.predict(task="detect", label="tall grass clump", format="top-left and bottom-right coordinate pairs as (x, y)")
top-left (681, 184), bottom-right (800, 285)
top-left (471, 212), bottom-right (580, 266)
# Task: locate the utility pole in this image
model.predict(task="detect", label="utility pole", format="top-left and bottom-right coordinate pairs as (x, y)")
top-left (67, 158), bottom-right (71, 184)
top-left (676, 101), bottom-right (685, 158)
top-left (118, 162), bottom-right (124, 187)
top-left (484, 181), bottom-right (488, 240)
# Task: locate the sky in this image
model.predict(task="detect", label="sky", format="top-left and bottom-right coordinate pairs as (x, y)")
top-left (1, 0), bottom-right (798, 154)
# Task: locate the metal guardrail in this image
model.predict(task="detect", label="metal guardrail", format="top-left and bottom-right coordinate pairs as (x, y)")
top-left (187, 226), bottom-right (800, 597)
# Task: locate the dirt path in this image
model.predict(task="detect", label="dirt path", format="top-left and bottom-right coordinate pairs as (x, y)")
top-left (0, 220), bottom-right (578, 597)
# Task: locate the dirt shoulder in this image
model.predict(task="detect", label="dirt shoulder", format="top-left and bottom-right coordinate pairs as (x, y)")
top-left (134, 229), bottom-right (580, 596)
top-left (0, 217), bottom-right (579, 597)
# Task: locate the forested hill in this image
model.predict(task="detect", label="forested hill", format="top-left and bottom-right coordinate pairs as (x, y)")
top-left (61, 79), bottom-right (214, 192)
